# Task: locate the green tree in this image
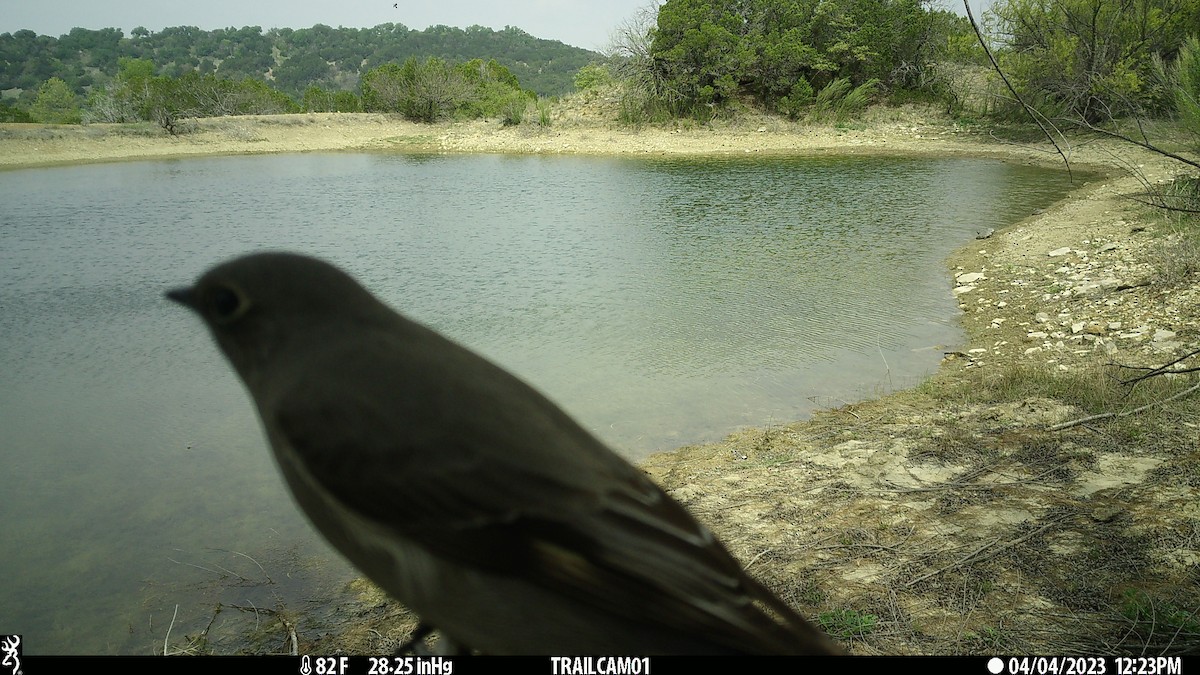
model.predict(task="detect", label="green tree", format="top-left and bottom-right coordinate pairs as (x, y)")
top-left (0, 100), bottom-right (32, 122)
top-left (361, 62), bottom-right (409, 112)
top-left (647, 0), bottom-right (955, 115)
top-left (275, 53), bottom-right (333, 95)
top-left (457, 58), bottom-right (532, 119)
top-left (302, 85), bottom-right (358, 112)
top-left (574, 63), bottom-right (614, 91)
top-left (361, 57), bottom-right (528, 122)
top-left (651, 0), bottom-right (749, 110)
top-left (992, 0), bottom-right (1200, 120)
top-left (362, 58), bottom-right (469, 121)
top-left (332, 90), bottom-right (361, 112)
top-left (30, 77), bottom-right (80, 123)
top-left (303, 85), bottom-right (336, 112)
top-left (404, 58), bottom-right (473, 122)
top-left (1153, 35), bottom-right (1200, 141)
top-left (83, 57), bottom-right (155, 122)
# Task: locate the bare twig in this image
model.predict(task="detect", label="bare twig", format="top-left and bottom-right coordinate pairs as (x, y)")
top-left (215, 548), bottom-right (275, 584)
top-left (229, 603), bottom-right (281, 615)
top-left (1127, 195), bottom-right (1200, 214)
top-left (878, 466), bottom-right (1061, 493)
top-left (906, 514), bottom-right (1072, 587)
top-left (166, 557), bottom-right (226, 578)
top-left (163, 604), bottom-right (179, 656)
top-left (743, 548), bottom-right (772, 572)
top-left (1115, 347), bottom-right (1200, 386)
top-left (1050, 381), bottom-right (1200, 430)
top-left (878, 339), bottom-right (892, 389)
top-left (1060, 118), bottom-right (1200, 172)
top-left (964, 0), bottom-right (1073, 178)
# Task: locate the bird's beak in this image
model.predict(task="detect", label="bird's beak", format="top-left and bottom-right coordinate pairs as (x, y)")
top-left (166, 286), bottom-right (198, 310)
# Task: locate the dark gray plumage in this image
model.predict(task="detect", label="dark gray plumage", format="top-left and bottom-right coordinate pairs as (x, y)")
top-left (167, 251), bottom-right (843, 655)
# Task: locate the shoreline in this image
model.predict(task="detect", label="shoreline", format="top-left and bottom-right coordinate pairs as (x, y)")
top-left (0, 109), bottom-right (1125, 171)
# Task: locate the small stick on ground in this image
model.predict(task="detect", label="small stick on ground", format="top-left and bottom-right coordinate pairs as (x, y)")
top-left (1049, 381), bottom-right (1200, 431)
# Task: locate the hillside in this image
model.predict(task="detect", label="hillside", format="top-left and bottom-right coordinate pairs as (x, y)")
top-left (0, 23), bottom-right (600, 99)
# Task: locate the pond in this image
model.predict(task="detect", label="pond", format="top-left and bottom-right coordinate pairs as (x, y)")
top-left (0, 152), bottom-right (1080, 653)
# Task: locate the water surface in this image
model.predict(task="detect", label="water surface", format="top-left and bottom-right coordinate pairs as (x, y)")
top-left (0, 152), bottom-right (1080, 653)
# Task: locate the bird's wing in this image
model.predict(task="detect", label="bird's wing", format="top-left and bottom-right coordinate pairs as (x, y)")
top-left (267, 333), bottom-right (833, 653)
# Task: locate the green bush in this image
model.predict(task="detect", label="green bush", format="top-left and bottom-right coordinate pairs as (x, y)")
top-left (501, 99), bottom-right (525, 126)
top-left (303, 85), bottom-right (360, 113)
top-left (647, 0), bottom-right (970, 115)
top-left (0, 100), bottom-right (31, 122)
top-left (991, 0), bottom-right (1200, 121)
top-left (777, 77), bottom-right (815, 119)
top-left (362, 57), bottom-right (530, 123)
top-left (1168, 36), bottom-right (1200, 134)
top-left (573, 64), bottom-right (614, 91)
top-left (30, 77), bottom-right (81, 124)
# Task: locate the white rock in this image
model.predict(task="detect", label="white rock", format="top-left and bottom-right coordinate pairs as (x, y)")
top-left (1049, 247), bottom-right (1072, 257)
top-left (1152, 341), bottom-right (1182, 354)
top-left (956, 272), bottom-right (986, 284)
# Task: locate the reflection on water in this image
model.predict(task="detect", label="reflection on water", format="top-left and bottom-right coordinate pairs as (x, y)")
top-left (0, 152), bottom-right (1082, 653)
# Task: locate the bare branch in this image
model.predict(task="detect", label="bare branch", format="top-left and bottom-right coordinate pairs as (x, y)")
top-left (964, 0), bottom-right (1074, 178)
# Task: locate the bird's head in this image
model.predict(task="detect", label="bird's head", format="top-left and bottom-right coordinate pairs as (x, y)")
top-left (167, 252), bottom-right (389, 384)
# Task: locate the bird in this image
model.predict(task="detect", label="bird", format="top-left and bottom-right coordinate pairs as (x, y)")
top-left (166, 251), bottom-right (843, 655)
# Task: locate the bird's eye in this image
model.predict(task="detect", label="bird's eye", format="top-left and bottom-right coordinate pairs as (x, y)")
top-left (208, 285), bottom-right (246, 323)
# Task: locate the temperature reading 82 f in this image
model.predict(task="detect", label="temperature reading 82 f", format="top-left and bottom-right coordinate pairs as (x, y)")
top-left (300, 655), bottom-right (350, 675)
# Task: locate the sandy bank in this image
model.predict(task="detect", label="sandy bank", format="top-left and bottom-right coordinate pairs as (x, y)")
top-left (0, 109), bottom-right (1133, 169)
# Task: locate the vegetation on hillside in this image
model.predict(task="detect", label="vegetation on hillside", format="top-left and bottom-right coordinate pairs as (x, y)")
top-left (587, 0), bottom-right (985, 124)
top-left (579, 0), bottom-right (1197, 206)
top-left (989, 0), bottom-right (1200, 122)
top-left (975, 0), bottom-right (1198, 214)
top-left (360, 57), bottom-right (533, 124)
top-left (77, 54), bottom-right (533, 132)
top-left (0, 23), bottom-right (595, 101)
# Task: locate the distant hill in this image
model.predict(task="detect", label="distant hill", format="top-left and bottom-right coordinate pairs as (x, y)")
top-left (0, 23), bottom-right (601, 98)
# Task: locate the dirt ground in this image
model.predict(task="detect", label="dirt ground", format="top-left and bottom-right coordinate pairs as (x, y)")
top-left (4, 107), bottom-right (1196, 655)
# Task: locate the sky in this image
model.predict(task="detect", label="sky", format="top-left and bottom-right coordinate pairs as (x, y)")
top-left (1, 0), bottom-right (656, 52)
top-left (1, 0), bottom-right (981, 53)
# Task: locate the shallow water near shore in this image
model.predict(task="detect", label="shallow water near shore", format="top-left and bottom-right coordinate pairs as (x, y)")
top-left (0, 152), bottom-right (1080, 653)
